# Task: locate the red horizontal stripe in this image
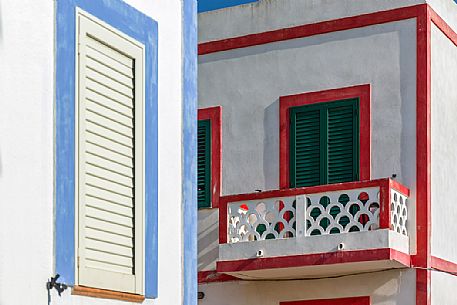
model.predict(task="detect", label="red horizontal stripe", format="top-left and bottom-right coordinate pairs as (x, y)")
top-left (199, 4), bottom-right (422, 55)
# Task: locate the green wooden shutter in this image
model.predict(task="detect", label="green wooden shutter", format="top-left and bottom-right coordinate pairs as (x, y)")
top-left (290, 106), bottom-right (322, 188)
top-left (327, 100), bottom-right (359, 184)
top-left (198, 120), bottom-right (211, 208)
top-left (290, 99), bottom-right (359, 188)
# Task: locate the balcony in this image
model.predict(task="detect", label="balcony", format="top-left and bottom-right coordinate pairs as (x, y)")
top-left (217, 178), bottom-right (411, 279)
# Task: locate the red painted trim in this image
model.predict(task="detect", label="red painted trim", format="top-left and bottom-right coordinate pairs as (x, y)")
top-left (198, 270), bottom-right (238, 284)
top-left (198, 106), bottom-right (222, 208)
top-left (431, 256), bottom-right (457, 274)
top-left (218, 178), bottom-right (409, 243)
top-left (198, 5), bottom-right (423, 55)
top-left (279, 84), bottom-right (371, 189)
top-left (430, 8), bottom-right (457, 47)
top-left (414, 5), bottom-right (431, 305)
top-left (198, 4), bottom-right (440, 304)
top-left (217, 248), bottom-right (410, 273)
top-left (281, 296), bottom-right (370, 305)
top-left (379, 179), bottom-right (391, 230)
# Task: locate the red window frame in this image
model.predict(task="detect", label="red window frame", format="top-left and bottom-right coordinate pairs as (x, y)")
top-left (279, 84), bottom-right (371, 189)
top-left (281, 296), bottom-right (370, 305)
top-left (198, 106), bottom-right (222, 208)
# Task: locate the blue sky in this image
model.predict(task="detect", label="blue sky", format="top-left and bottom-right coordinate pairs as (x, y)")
top-left (198, 0), bottom-right (258, 12)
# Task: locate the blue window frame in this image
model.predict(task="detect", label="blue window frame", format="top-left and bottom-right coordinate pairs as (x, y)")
top-left (55, 0), bottom-right (158, 298)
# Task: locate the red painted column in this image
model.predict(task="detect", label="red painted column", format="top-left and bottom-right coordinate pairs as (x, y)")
top-left (414, 5), bottom-right (432, 305)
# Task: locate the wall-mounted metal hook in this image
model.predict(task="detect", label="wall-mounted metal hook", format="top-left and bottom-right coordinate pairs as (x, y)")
top-left (46, 274), bottom-right (68, 296)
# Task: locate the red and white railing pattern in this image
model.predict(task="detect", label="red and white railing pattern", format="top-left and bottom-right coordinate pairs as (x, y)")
top-left (220, 179), bottom-right (410, 244)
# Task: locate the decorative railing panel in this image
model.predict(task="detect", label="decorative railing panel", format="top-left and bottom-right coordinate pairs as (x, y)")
top-left (390, 189), bottom-right (408, 235)
top-left (221, 179), bottom-right (410, 244)
top-left (305, 187), bottom-right (380, 236)
top-left (228, 197), bottom-right (296, 243)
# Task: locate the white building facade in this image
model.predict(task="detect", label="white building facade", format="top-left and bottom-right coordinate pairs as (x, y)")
top-left (0, 0), bottom-right (197, 305)
top-left (197, 1), bottom-right (457, 304)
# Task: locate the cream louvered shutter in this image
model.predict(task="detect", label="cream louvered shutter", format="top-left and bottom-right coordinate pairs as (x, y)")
top-left (76, 11), bottom-right (144, 294)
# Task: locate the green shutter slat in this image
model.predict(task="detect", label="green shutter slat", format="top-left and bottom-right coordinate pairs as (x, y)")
top-left (327, 100), bottom-right (359, 184)
top-left (198, 120), bottom-right (211, 209)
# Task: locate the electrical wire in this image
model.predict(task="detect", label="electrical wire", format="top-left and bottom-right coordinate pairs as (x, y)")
top-left (204, 266), bottom-right (457, 283)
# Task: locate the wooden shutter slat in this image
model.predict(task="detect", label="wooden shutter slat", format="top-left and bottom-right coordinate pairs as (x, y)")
top-left (85, 249), bottom-right (134, 268)
top-left (86, 143), bottom-right (133, 167)
top-left (86, 133), bottom-right (133, 159)
top-left (85, 196), bottom-right (133, 218)
top-left (86, 163), bottom-right (133, 187)
top-left (85, 259), bottom-right (133, 275)
top-left (86, 56), bottom-right (133, 87)
top-left (85, 153), bottom-right (133, 178)
top-left (86, 89), bottom-right (133, 115)
top-left (85, 47), bottom-right (134, 78)
top-left (85, 184), bottom-right (133, 208)
top-left (86, 68), bottom-right (134, 98)
top-left (86, 110), bottom-right (133, 138)
top-left (85, 175), bottom-right (133, 198)
top-left (85, 239), bottom-right (133, 258)
top-left (86, 36), bottom-right (134, 68)
top-left (85, 124), bottom-right (133, 148)
top-left (85, 226), bottom-right (133, 246)
top-left (86, 78), bottom-right (134, 109)
top-left (85, 218), bottom-right (133, 240)
top-left (86, 99), bottom-right (133, 127)
top-left (86, 206), bottom-right (133, 228)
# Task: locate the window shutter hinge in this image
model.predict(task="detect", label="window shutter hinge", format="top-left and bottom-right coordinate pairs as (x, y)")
top-left (77, 256), bottom-right (80, 267)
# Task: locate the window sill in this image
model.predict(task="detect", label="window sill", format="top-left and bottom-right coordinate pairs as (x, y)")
top-left (72, 286), bottom-right (145, 303)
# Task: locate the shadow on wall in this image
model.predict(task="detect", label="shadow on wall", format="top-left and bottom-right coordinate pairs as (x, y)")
top-left (198, 209), bottom-right (219, 270)
top-left (264, 99), bottom-right (279, 190)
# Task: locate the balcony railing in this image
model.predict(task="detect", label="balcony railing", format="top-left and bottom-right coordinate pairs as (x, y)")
top-left (220, 178), bottom-right (410, 244)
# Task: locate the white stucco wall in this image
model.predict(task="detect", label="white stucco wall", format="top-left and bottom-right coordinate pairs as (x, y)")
top-left (427, 0), bottom-right (457, 35)
top-left (0, 1), bottom-right (55, 304)
top-left (198, 0), bottom-right (425, 43)
top-left (431, 272), bottom-right (457, 305)
top-left (0, 1), bottom-right (185, 305)
top-left (198, 269), bottom-right (415, 305)
top-left (430, 23), bottom-right (457, 263)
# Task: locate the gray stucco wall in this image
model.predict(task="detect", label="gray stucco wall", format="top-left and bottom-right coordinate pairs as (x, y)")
top-left (198, 0), bottom-right (424, 43)
top-left (198, 269), bottom-right (416, 305)
top-left (199, 19), bottom-right (417, 197)
top-left (198, 19), bottom-right (418, 271)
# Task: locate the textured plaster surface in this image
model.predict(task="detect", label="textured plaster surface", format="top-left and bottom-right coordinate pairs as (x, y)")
top-left (198, 269), bottom-right (416, 305)
top-left (198, 18), bottom-right (418, 280)
top-left (199, 19), bottom-right (417, 207)
top-left (219, 230), bottom-right (409, 262)
top-left (430, 23), bottom-right (457, 264)
top-left (0, 1), bottom-right (54, 304)
top-left (198, 0), bottom-right (425, 43)
top-left (431, 272), bottom-right (457, 305)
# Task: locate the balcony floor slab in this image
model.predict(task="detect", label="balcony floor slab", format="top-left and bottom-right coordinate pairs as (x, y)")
top-left (217, 230), bottom-right (410, 279)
